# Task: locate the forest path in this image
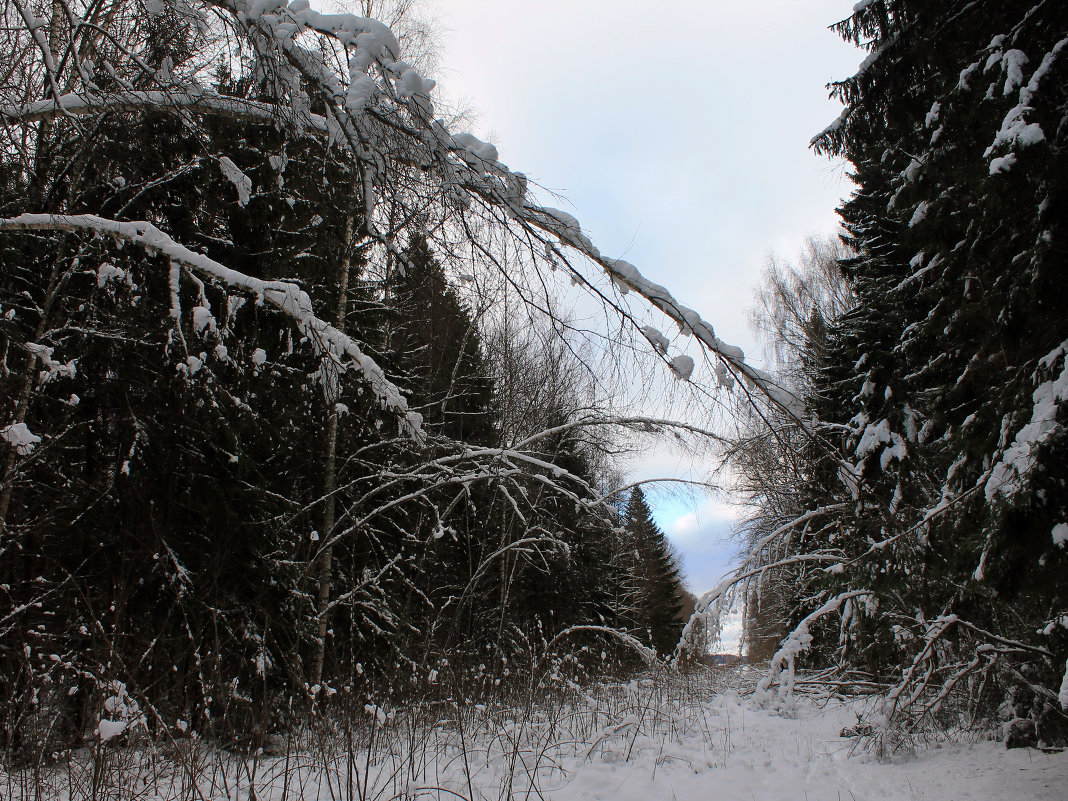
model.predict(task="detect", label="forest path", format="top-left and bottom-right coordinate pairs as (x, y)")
top-left (551, 691), bottom-right (1068, 801)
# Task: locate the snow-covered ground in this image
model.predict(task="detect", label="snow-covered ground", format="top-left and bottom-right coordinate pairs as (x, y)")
top-left (559, 691), bottom-right (1068, 801)
top-left (6, 669), bottom-right (1066, 800)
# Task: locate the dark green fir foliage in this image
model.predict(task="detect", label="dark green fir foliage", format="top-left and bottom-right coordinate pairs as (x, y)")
top-left (0, 55), bottom-right (394, 748)
top-left (0, 107), bottom-right (370, 752)
top-left (385, 235), bottom-right (497, 443)
top-left (785, 0), bottom-right (1068, 739)
top-left (621, 487), bottom-right (686, 656)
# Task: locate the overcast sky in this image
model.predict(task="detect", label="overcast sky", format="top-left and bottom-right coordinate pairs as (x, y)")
top-left (429, 1), bottom-right (862, 641)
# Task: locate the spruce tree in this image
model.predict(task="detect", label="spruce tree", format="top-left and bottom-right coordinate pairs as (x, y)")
top-left (386, 235), bottom-right (497, 443)
top-left (622, 487), bottom-right (686, 656)
top-left (787, 0), bottom-right (1068, 738)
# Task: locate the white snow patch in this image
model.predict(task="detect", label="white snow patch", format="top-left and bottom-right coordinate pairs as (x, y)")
top-left (95, 681), bottom-right (145, 742)
top-left (96, 262), bottom-right (126, 288)
top-left (452, 132), bottom-right (498, 165)
top-left (191, 305), bottom-right (217, 335)
top-left (95, 719), bottom-right (127, 742)
top-left (856, 419), bottom-right (892, 458)
top-left (1061, 658), bottom-right (1068, 710)
top-left (542, 205), bottom-right (582, 233)
top-left (25, 341), bottom-right (77, 383)
top-left (1053, 523), bottom-right (1068, 548)
top-left (958, 61), bottom-right (980, 90)
top-left (1021, 37), bottom-right (1068, 106)
top-left (218, 157), bottom-right (252, 206)
top-left (640, 326), bottom-right (666, 354)
top-left (989, 153), bottom-right (1017, 174)
top-left (346, 73), bottom-right (375, 114)
top-left (1, 422), bottom-right (41, 455)
top-left (908, 201), bottom-right (929, 227)
top-left (1060, 660), bottom-right (1068, 710)
top-left (985, 103), bottom-right (1045, 158)
top-left (669, 355), bottom-right (695, 381)
top-left (1001, 49), bottom-right (1028, 94)
top-left (393, 63), bottom-right (436, 103)
top-left (609, 259), bottom-right (642, 295)
top-left (714, 361), bottom-right (735, 390)
top-left (924, 101), bottom-right (940, 128)
top-left (880, 433), bottom-right (907, 470)
top-left (364, 703), bottom-right (389, 725)
top-left (986, 341), bottom-right (1068, 500)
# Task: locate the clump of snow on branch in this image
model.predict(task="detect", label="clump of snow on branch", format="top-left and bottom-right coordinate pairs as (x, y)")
top-left (1053, 523), bottom-right (1068, 548)
top-left (669, 355), bottom-right (695, 381)
top-left (95, 681), bottom-right (146, 743)
top-left (1, 422), bottom-right (41, 455)
top-left (984, 339), bottom-right (1068, 501)
top-left (218, 157), bottom-right (253, 206)
top-left (1061, 660), bottom-right (1068, 710)
top-left (24, 342), bottom-right (77, 384)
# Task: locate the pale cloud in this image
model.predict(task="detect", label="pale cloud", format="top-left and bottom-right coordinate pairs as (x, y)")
top-left (663, 494), bottom-right (743, 543)
top-left (669, 509), bottom-right (722, 542)
top-left (671, 511), bottom-right (702, 539)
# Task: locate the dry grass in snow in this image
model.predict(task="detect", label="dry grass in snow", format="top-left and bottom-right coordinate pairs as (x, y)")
top-left (3, 666), bottom-right (1066, 801)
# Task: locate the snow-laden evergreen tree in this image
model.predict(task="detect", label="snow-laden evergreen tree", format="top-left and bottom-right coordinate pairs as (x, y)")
top-left (744, 0), bottom-right (1068, 745)
top-left (687, 0), bottom-right (1068, 750)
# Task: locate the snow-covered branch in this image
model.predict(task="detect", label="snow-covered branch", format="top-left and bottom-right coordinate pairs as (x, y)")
top-left (754, 590), bottom-right (869, 708)
top-left (0, 213), bottom-right (423, 438)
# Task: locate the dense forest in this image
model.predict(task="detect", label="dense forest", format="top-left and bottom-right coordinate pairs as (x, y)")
top-left (0, 0), bottom-right (703, 760)
top-left (0, 0), bottom-right (1066, 770)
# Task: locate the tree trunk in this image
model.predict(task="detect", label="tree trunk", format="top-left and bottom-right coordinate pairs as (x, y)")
top-left (310, 214), bottom-right (354, 689)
